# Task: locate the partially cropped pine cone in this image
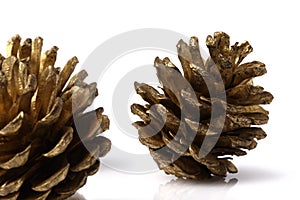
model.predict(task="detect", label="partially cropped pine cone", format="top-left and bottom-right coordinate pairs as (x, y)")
top-left (0, 35), bottom-right (111, 199)
top-left (131, 32), bottom-right (273, 179)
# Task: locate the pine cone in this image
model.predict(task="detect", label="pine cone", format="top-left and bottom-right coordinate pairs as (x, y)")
top-left (0, 35), bottom-right (111, 199)
top-left (131, 32), bottom-right (273, 179)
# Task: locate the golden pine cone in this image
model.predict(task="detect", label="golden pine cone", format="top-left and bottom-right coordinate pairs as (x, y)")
top-left (131, 32), bottom-right (273, 179)
top-left (0, 35), bottom-right (111, 199)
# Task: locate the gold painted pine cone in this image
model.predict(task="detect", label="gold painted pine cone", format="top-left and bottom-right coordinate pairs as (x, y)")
top-left (131, 32), bottom-right (273, 179)
top-left (0, 35), bottom-right (111, 199)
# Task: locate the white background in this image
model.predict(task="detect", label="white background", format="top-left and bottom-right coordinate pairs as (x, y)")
top-left (0, 0), bottom-right (299, 199)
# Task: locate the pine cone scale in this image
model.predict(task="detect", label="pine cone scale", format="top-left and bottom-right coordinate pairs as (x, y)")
top-left (31, 163), bottom-right (70, 192)
top-left (58, 57), bottom-right (79, 93)
top-left (0, 111), bottom-right (23, 137)
top-left (33, 97), bottom-right (63, 131)
top-left (53, 172), bottom-right (87, 196)
top-left (0, 144), bottom-right (31, 170)
top-left (43, 127), bottom-right (73, 158)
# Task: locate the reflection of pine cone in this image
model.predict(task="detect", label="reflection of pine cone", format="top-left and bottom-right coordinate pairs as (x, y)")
top-left (154, 178), bottom-right (237, 200)
top-left (131, 32), bottom-right (273, 179)
top-left (0, 35), bottom-right (111, 199)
